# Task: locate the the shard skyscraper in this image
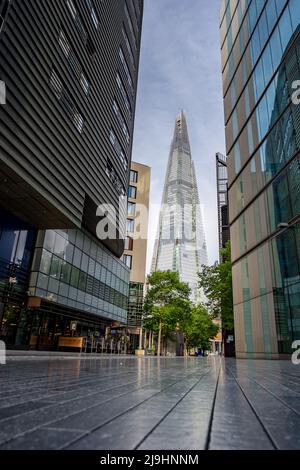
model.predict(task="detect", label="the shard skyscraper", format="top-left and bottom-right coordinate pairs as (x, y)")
top-left (152, 111), bottom-right (208, 302)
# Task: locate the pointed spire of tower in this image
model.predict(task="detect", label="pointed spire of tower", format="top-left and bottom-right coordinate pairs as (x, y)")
top-left (173, 110), bottom-right (191, 153)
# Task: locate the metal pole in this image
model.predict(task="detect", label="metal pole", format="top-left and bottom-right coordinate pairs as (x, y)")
top-left (139, 327), bottom-right (143, 350)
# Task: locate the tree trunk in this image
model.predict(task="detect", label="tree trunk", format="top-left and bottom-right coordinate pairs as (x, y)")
top-left (157, 321), bottom-right (162, 357)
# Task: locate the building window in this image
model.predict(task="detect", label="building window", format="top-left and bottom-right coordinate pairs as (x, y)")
top-left (106, 159), bottom-right (126, 197)
top-left (66, 0), bottom-right (76, 19)
top-left (122, 27), bottom-right (135, 68)
top-left (0, 0), bottom-right (11, 33)
top-left (130, 170), bottom-right (138, 183)
top-left (50, 69), bottom-right (84, 134)
top-left (129, 0), bottom-right (139, 31)
top-left (116, 74), bottom-right (131, 117)
top-left (125, 1), bottom-right (137, 50)
top-left (66, 0), bottom-right (96, 58)
top-left (128, 185), bottom-right (137, 199)
top-left (85, 0), bottom-right (99, 29)
top-left (109, 129), bottom-right (128, 170)
top-left (128, 202), bottom-right (136, 216)
top-left (58, 30), bottom-right (90, 95)
top-left (124, 237), bottom-right (133, 251)
top-left (123, 254), bottom-right (132, 269)
top-left (126, 219), bottom-right (135, 233)
top-left (119, 47), bottom-right (134, 95)
top-left (113, 99), bottom-right (130, 144)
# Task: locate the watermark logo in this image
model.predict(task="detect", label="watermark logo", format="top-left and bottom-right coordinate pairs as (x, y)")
top-left (292, 80), bottom-right (300, 105)
top-left (0, 341), bottom-right (6, 365)
top-left (0, 80), bottom-right (6, 105)
top-left (95, 200), bottom-right (206, 250)
top-left (292, 340), bottom-right (300, 365)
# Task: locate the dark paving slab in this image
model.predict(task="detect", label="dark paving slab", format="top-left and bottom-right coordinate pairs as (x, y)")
top-left (0, 355), bottom-right (299, 450)
top-left (0, 428), bottom-right (82, 450)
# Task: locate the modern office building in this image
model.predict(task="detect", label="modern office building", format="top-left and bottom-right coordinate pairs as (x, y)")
top-left (152, 111), bottom-right (208, 302)
top-left (0, 0), bottom-right (143, 349)
top-left (216, 152), bottom-right (229, 253)
top-left (220, 0), bottom-right (300, 358)
top-left (122, 161), bottom-right (151, 349)
top-left (215, 152), bottom-right (235, 357)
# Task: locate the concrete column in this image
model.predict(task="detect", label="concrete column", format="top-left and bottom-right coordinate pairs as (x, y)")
top-left (139, 327), bottom-right (143, 350)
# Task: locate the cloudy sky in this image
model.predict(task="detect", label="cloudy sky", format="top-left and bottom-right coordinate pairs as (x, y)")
top-left (132, 0), bottom-right (226, 273)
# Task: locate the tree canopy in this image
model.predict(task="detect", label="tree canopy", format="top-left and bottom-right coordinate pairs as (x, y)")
top-left (184, 304), bottom-right (219, 352)
top-left (144, 270), bottom-right (220, 354)
top-left (143, 271), bottom-right (192, 337)
top-left (198, 242), bottom-right (234, 330)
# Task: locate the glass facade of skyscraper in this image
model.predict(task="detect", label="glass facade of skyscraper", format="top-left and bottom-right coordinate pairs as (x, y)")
top-left (152, 112), bottom-right (208, 303)
top-left (221, 0), bottom-right (300, 357)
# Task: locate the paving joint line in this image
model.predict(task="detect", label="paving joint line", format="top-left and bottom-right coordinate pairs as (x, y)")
top-left (60, 368), bottom-right (209, 450)
top-left (134, 368), bottom-right (213, 450)
top-left (0, 369), bottom-right (203, 448)
top-left (226, 365), bottom-right (278, 450)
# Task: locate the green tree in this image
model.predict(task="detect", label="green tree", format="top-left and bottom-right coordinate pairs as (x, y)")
top-left (143, 271), bottom-right (191, 356)
top-left (198, 242), bottom-right (234, 330)
top-left (184, 305), bottom-right (219, 353)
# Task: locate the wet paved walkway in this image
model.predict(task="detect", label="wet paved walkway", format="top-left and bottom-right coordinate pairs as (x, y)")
top-left (0, 355), bottom-right (300, 450)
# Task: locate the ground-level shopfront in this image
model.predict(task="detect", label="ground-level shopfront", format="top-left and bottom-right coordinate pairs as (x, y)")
top-left (0, 298), bottom-right (130, 353)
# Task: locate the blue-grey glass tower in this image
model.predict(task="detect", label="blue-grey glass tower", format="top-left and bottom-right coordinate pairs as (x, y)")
top-left (0, 0), bottom-right (143, 349)
top-left (220, 0), bottom-right (300, 358)
top-left (152, 111), bottom-right (208, 302)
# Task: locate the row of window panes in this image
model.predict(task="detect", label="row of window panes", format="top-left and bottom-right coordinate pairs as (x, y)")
top-left (66, 0), bottom-right (96, 57)
top-left (227, 2), bottom-right (299, 139)
top-left (231, 152), bottom-right (300, 261)
top-left (126, 218), bottom-right (135, 233)
top-left (235, 245), bottom-right (273, 306)
top-left (116, 73), bottom-right (132, 116)
top-left (119, 47), bottom-right (134, 95)
top-left (0, 0), bottom-right (10, 33)
top-left (229, 73), bottom-right (297, 186)
top-left (128, 201), bottom-right (136, 216)
top-left (122, 254), bottom-right (132, 269)
top-left (232, 222), bottom-right (300, 353)
top-left (122, 27), bottom-right (135, 68)
top-left (85, 0), bottom-right (99, 29)
top-left (221, 0), bottom-right (247, 70)
top-left (59, 30), bottom-right (89, 95)
top-left (128, 185), bottom-right (137, 199)
top-left (272, 223), bottom-right (300, 351)
top-left (106, 159), bottom-right (126, 197)
top-left (131, 0), bottom-right (141, 21)
top-left (35, 273), bottom-right (129, 310)
top-left (222, 0), bottom-right (267, 86)
top-left (129, 0), bottom-right (139, 32)
top-left (42, 230), bottom-right (129, 281)
top-left (113, 99), bottom-right (130, 144)
top-left (124, 236), bottom-right (133, 251)
top-left (229, 106), bottom-right (298, 221)
top-left (222, 0), bottom-right (278, 95)
top-left (109, 129), bottom-right (128, 170)
top-left (38, 249), bottom-right (129, 302)
top-left (130, 170), bottom-right (138, 183)
top-left (124, 1), bottom-right (137, 50)
top-left (225, 0), bottom-right (300, 123)
top-left (49, 69), bottom-right (84, 133)
top-left (34, 282), bottom-right (129, 318)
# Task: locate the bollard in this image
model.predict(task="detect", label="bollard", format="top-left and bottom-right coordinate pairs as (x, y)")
top-left (0, 341), bottom-right (6, 365)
